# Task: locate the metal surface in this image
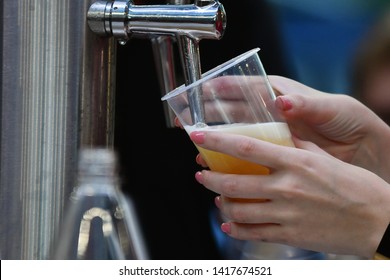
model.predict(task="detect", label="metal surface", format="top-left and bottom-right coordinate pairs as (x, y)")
top-left (0, 0), bottom-right (116, 259)
top-left (151, 36), bottom-right (178, 127)
top-left (0, 0), bottom-right (225, 260)
top-left (151, 0), bottom-right (205, 128)
top-left (176, 35), bottom-right (205, 124)
top-left (87, 0), bottom-right (226, 125)
top-left (87, 0), bottom-right (226, 41)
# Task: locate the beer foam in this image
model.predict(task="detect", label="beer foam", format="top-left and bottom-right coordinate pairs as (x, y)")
top-left (184, 122), bottom-right (292, 141)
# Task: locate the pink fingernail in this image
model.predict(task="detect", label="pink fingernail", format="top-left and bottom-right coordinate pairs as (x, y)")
top-left (275, 96), bottom-right (293, 111)
top-left (221, 223), bottom-right (231, 234)
top-left (214, 196), bottom-right (221, 208)
top-left (190, 131), bottom-right (205, 144)
top-left (195, 171), bottom-right (204, 184)
top-left (195, 154), bottom-right (202, 165)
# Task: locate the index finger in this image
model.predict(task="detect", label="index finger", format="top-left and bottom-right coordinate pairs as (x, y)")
top-left (190, 129), bottom-right (295, 170)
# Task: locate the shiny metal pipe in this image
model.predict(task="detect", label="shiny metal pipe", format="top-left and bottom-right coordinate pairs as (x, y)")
top-left (151, 0), bottom-right (191, 128)
top-left (87, 0), bottom-right (226, 41)
top-left (151, 36), bottom-right (178, 128)
top-left (0, 0), bottom-right (116, 259)
top-left (176, 35), bottom-right (205, 124)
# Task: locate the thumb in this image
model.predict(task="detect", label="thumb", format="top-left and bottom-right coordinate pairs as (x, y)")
top-left (269, 75), bottom-right (335, 125)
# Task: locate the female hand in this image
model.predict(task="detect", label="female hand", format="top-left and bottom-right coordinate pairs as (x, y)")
top-left (190, 130), bottom-right (390, 258)
top-left (269, 75), bottom-right (390, 182)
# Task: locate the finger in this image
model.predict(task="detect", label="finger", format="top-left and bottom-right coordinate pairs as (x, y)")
top-left (196, 170), bottom-right (277, 200)
top-left (223, 222), bottom-right (326, 254)
top-left (174, 117), bottom-right (184, 129)
top-left (203, 76), bottom-right (263, 101)
top-left (195, 154), bottom-right (208, 167)
top-left (218, 196), bottom-right (285, 224)
top-left (190, 130), bottom-right (293, 170)
top-left (203, 100), bottom-right (252, 123)
top-left (269, 75), bottom-right (323, 96)
top-left (270, 75), bottom-right (366, 126)
top-left (275, 94), bottom-right (335, 126)
top-left (269, 75), bottom-right (336, 124)
top-left (221, 222), bottom-right (287, 244)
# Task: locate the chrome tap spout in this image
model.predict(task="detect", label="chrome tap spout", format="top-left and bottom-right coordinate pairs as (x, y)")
top-left (87, 0), bottom-right (226, 42)
top-left (88, 0), bottom-right (226, 126)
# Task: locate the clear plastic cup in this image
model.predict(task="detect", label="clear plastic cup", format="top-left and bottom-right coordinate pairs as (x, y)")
top-left (162, 48), bottom-right (294, 175)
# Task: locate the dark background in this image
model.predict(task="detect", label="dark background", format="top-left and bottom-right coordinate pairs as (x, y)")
top-left (114, 0), bottom-right (290, 260)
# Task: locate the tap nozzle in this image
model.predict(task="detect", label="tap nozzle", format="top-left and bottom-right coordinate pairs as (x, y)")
top-left (87, 0), bottom-right (226, 42)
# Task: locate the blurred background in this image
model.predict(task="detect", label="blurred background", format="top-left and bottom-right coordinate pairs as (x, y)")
top-left (114, 0), bottom-right (390, 259)
top-left (3, 0), bottom-right (390, 261)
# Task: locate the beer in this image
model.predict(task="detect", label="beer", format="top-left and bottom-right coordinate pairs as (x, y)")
top-left (185, 122), bottom-right (294, 175)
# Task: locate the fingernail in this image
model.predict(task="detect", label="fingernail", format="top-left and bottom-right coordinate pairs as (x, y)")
top-left (275, 96), bottom-right (293, 111)
top-left (214, 196), bottom-right (221, 208)
top-left (195, 171), bottom-right (204, 184)
top-left (174, 117), bottom-right (182, 128)
top-left (190, 131), bottom-right (205, 144)
top-left (195, 154), bottom-right (202, 165)
top-left (221, 223), bottom-right (231, 234)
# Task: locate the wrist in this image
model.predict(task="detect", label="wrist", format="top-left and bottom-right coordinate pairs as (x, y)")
top-left (356, 115), bottom-right (390, 183)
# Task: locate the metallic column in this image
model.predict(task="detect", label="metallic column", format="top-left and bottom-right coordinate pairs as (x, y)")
top-left (0, 0), bottom-right (116, 259)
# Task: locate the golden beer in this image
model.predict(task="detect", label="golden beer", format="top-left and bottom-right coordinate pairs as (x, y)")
top-left (186, 122), bottom-right (294, 175)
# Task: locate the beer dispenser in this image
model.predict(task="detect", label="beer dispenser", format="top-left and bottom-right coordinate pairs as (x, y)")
top-left (0, 0), bottom-right (226, 259)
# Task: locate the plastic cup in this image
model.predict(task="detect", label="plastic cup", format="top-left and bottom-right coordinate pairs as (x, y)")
top-left (162, 48), bottom-right (294, 175)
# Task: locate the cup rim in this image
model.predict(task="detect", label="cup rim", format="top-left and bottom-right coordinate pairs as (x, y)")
top-left (161, 47), bottom-right (260, 101)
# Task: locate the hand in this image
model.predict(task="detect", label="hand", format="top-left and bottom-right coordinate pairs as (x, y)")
top-left (190, 130), bottom-right (390, 258)
top-left (172, 75), bottom-right (276, 126)
top-left (269, 75), bottom-right (390, 182)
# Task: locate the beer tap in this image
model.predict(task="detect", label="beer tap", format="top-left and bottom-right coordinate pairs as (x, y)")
top-left (87, 0), bottom-right (225, 43)
top-left (87, 0), bottom-right (226, 125)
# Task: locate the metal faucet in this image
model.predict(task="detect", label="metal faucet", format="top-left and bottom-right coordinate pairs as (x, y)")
top-left (87, 0), bottom-right (226, 125)
top-left (87, 0), bottom-right (225, 42)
